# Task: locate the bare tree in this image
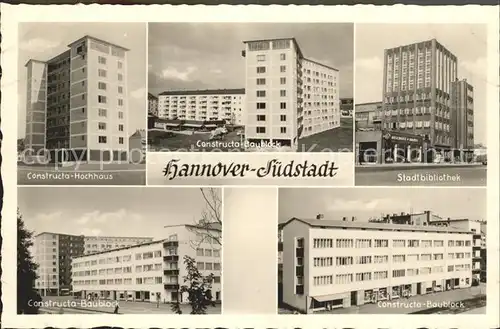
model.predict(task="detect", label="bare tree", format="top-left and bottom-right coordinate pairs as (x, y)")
top-left (187, 188), bottom-right (222, 248)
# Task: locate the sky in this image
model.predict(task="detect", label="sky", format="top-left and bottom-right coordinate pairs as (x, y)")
top-left (18, 187), bottom-right (218, 240)
top-left (355, 24), bottom-right (488, 145)
top-left (279, 188), bottom-right (486, 223)
top-left (17, 22), bottom-right (147, 139)
top-left (148, 23), bottom-right (353, 98)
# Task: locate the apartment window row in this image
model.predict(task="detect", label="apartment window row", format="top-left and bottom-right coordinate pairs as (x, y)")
top-left (134, 250), bottom-right (163, 261)
top-left (357, 256), bottom-right (372, 265)
top-left (255, 127), bottom-right (288, 134)
top-left (256, 53), bottom-right (287, 62)
top-left (356, 239), bottom-right (372, 248)
top-left (195, 248), bottom-right (221, 258)
top-left (356, 272), bottom-right (371, 282)
top-left (335, 274), bottom-right (353, 284)
top-left (97, 122), bottom-right (124, 131)
top-left (256, 102), bottom-right (288, 110)
top-left (135, 263), bottom-right (163, 273)
top-left (313, 238), bottom-right (333, 248)
top-left (448, 240), bottom-right (470, 247)
top-left (98, 109), bottom-right (124, 119)
top-left (313, 275), bottom-right (333, 286)
top-left (256, 77), bottom-right (287, 85)
top-left (196, 262), bottom-right (222, 271)
top-left (314, 257), bottom-right (333, 267)
top-left (335, 256), bottom-right (353, 266)
top-left (256, 90), bottom-right (288, 97)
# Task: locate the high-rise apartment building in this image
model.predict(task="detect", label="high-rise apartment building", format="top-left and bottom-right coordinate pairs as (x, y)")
top-left (381, 39), bottom-right (458, 149)
top-left (71, 224), bottom-right (222, 303)
top-left (33, 232), bottom-right (153, 296)
top-left (24, 35), bottom-right (130, 163)
top-left (148, 92), bottom-right (159, 116)
top-left (281, 216), bottom-right (474, 313)
top-left (242, 38), bottom-right (340, 150)
top-left (451, 79), bottom-right (474, 149)
top-left (157, 89), bottom-right (246, 125)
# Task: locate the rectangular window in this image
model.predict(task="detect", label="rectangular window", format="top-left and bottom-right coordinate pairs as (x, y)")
top-left (280, 65), bottom-right (286, 73)
top-left (118, 124), bottom-right (124, 132)
top-left (280, 127), bottom-right (286, 133)
top-left (98, 56), bottom-right (107, 64)
top-left (98, 95), bottom-right (107, 104)
top-left (256, 127), bottom-right (266, 133)
top-left (257, 115), bottom-right (266, 121)
top-left (280, 53), bottom-right (286, 60)
top-left (257, 90), bottom-right (266, 97)
top-left (118, 86), bottom-right (123, 94)
top-left (257, 54), bottom-right (266, 61)
top-left (118, 111), bottom-right (124, 119)
top-left (119, 137), bottom-right (124, 144)
top-left (98, 122), bottom-right (106, 130)
top-left (98, 82), bottom-right (106, 90)
top-left (118, 61), bottom-right (123, 69)
top-left (280, 102), bottom-right (286, 109)
top-left (256, 102), bottom-right (266, 109)
top-left (280, 77), bottom-right (286, 84)
top-left (98, 109), bottom-right (107, 117)
top-left (256, 78), bottom-right (266, 85)
top-left (280, 115), bottom-right (286, 121)
top-left (280, 90), bottom-right (286, 97)
top-left (98, 69), bottom-right (107, 77)
top-left (118, 73), bottom-right (123, 81)
top-left (98, 136), bottom-right (107, 143)
top-left (256, 66), bottom-right (266, 74)
top-left (118, 99), bottom-right (124, 106)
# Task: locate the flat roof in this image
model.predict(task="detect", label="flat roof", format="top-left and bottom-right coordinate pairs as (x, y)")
top-left (243, 37), bottom-right (304, 59)
top-left (68, 35), bottom-right (130, 52)
top-left (73, 239), bottom-right (166, 259)
top-left (34, 231), bottom-right (152, 239)
top-left (159, 88), bottom-right (245, 96)
top-left (281, 217), bottom-right (472, 234)
top-left (303, 57), bottom-right (339, 72)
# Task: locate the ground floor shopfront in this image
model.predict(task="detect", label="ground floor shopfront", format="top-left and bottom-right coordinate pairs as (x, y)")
top-left (74, 288), bottom-right (221, 304)
top-left (356, 130), bottom-right (474, 164)
top-left (305, 277), bottom-right (471, 313)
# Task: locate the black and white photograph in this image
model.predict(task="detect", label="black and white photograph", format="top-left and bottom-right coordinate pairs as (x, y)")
top-left (17, 23), bottom-right (147, 185)
top-left (354, 24), bottom-right (488, 186)
top-left (278, 188), bottom-right (487, 314)
top-left (17, 187), bottom-right (222, 314)
top-left (147, 23), bottom-right (354, 153)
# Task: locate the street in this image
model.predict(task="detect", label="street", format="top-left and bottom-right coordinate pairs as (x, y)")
top-left (17, 163), bottom-right (146, 185)
top-left (355, 165), bottom-right (486, 186)
top-left (38, 296), bottom-right (222, 314)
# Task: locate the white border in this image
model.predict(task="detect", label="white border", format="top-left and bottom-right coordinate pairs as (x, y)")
top-left (1, 4), bottom-right (499, 329)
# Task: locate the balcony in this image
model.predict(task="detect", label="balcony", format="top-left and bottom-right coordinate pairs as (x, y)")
top-left (164, 284), bottom-right (180, 290)
top-left (163, 255), bottom-right (179, 262)
top-left (164, 269), bottom-right (180, 276)
top-left (163, 241), bottom-right (178, 247)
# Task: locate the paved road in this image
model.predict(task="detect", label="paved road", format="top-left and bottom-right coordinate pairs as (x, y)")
top-left (298, 118), bottom-right (353, 152)
top-left (355, 166), bottom-right (486, 186)
top-left (18, 166), bottom-right (146, 185)
top-left (39, 299), bottom-right (221, 314)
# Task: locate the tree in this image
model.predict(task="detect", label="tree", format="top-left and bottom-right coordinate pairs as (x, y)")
top-left (17, 210), bottom-right (41, 314)
top-left (171, 255), bottom-right (215, 315)
top-left (187, 188), bottom-right (222, 248)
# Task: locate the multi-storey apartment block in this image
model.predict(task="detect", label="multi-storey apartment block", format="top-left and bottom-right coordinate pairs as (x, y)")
top-left (33, 232), bottom-right (152, 296)
top-left (381, 39), bottom-right (459, 150)
top-left (71, 224), bottom-right (222, 303)
top-left (157, 89), bottom-right (245, 125)
top-left (24, 35), bottom-right (130, 163)
top-left (450, 79), bottom-right (474, 150)
top-left (148, 92), bottom-right (159, 116)
top-left (242, 38), bottom-right (340, 150)
top-left (281, 216), bottom-right (473, 313)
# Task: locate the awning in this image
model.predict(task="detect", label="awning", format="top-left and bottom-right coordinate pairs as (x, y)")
top-left (312, 293), bottom-right (345, 302)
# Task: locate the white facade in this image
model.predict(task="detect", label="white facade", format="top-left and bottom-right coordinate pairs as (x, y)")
top-left (24, 60), bottom-right (48, 153)
top-left (33, 233), bottom-right (60, 294)
top-left (301, 59), bottom-right (340, 137)
top-left (243, 38), bottom-right (340, 151)
top-left (158, 90), bottom-right (245, 125)
top-left (72, 225), bottom-right (222, 303)
top-left (282, 218), bottom-right (474, 313)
